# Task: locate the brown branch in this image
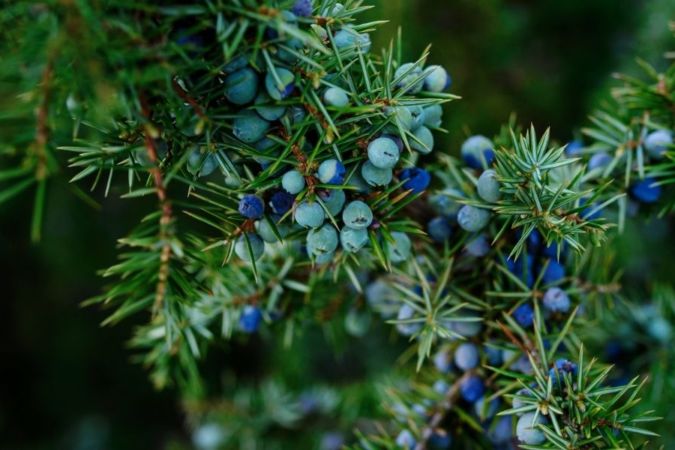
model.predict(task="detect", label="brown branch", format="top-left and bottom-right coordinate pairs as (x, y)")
top-left (140, 96), bottom-right (173, 315)
top-left (172, 78), bottom-right (206, 119)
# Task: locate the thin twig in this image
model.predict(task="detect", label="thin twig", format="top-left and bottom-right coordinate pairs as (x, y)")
top-left (140, 96), bottom-right (174, 315)
top-left (172, 78), bottom-right (206, 119)
top-left (415, 371), bottom-right (472, 450)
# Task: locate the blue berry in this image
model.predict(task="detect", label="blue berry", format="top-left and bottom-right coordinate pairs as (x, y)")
top-left (511, 387), bottom-right (532, 412)
top-left (238, 194), bottom-right (264, 219)
top-left (295, 201), bottom-right (325, 228)
top-left (460, 375), bottom-right (485, 403)
top-left (239, 305), bottom-right (263, 333)
top-left (317, 159), bottom-right (346, 184)
top-left (385, 106), bottom-right (413, 131)
top-left (233, 111), bottom-right (270, 143)
top-left (342, 200), bottom-right (373, 229)
top-left (428, 431), bottom-right (452, 449)
top-left (484, 343), bottom-right (503, 366)
top-left (461, 135), bottom-right (495, 169)
top-left (424, 65), bottom-right (451, 92)
top-left (314, 250), bottom-right (335, 265)
top-left (427, 216), bottom-right (452, 243)
top-left (282, 169), bottom-right (306, 194)
top-left (395, 429), bottom-right (416, 450)
top-left (340, 226), bottom-right (369, 252)
top-left (365, 279), bottom-right (398, 317)
top-left (457, 205), bottom-right (491, 232)
top-left (630, 177), bottom-right (661, 203)
top-left (433, 350), bottom-right (452, 372)
top-left (333, 28), bottom-right (371, 52)
top-left (396, 303), bottom-right (421, 336)
top-left (193, 423), bottom-right (225, 449)
top-left (516, 412), bottom-right (547, 445)
top-left (287, 106), bottom-right (306, 124)
top-left (542, 259), bottom-right (565, 284)
top-left (318, 189), bottom-right (346, 215)
top-left (255, 217), bottom-right (289, 243)
top-left (188, 149), bottom-right (217, 177)
top-left (407, 105), bottom-right (426, 131)
top-left (234, 233), bottom-right (265, 261)
top-left (224, 67), bottom-right (259, 105)
top-left (323, 86), bottom-right (349, 107)
top-left (430, 188), bottom-right (463, 216)
top-left (644, 129), bottom-right (672, 159)
top-left (474, 396), bottom-right (499, 419)
top-left (489, 415), bottom-right (512, 444)
top-left (580, 199), bottom-right (602, 219)
top-left (423, 104), bottom-right (443, 127)
top-left (291, 0), bottom-right (313, 16)
top-left (465, 234), bottom-right (490, 257)
top-left (433, 379), bottom-right (450, 395)
top-left (505, 253), bottom-right (535, 288)
top-left (387, 231), bottom-right (411, 263)
top-left (513, 303), bottom-right (534, 328)
top-left (265, 68), bottom-right (295, 100)
top-left (319, 432), bottom-right (344, 450)
top-left (380, 133), bottom-right (404, 151)
top-left (269, 190), bottom-right (294, 215)
top-left (549, 358), bottom-right (578, 383)
top-left (307, 224), bottom-right (339, 257)
top-left (394, 62), bottom-right (423, 94)
top-left (367, 137), bottom-right (400, 169)
top-left (400, 167), bottom-right (431, 193)
top-left (588, 152), bottom-right (612, 170)
top-left (277, 37), bottom-right (303, 64)
top-left (477, 169), bottom-right (501, 203)
top-left (454, 342), bottom-right (480, 371)
top-left (445, 310), bottom-right (483, 337)
top-left (565, 139), bottom-right (583, 157)
top-left (361, 161), bottom-right (392, 186)
top-left (222, 54), bottom-right (250, 74)
top-left (254, 92), bottom-right (286, 121)
top-left (410, 126), bottom-right (434, 154)
top-left (543, 287), bottom-right (570, 313)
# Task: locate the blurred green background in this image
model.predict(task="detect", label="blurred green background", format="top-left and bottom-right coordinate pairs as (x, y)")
top-left (1, 0), bottom-right (673, 448)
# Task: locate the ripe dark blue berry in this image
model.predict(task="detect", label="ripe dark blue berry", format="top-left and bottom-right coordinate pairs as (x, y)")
top-left (513, 303), bottom-right (534, 328)
top-left (460, 375), bottom-right (485, 403)
top-left (318, 159), bottom-right (346, 184)
top-left (265, 68), bottom-right (295, 100)
top-left (400, 167), bottom-right (431, 193)
top-left (239, 305), bottom-right (263, 333)
top-left (461, 135), bottom-right (495, 169)
top-left (630, 177), bottom-right (661, 203)
top-left (238, 194), bottom-right (265, 219)
top-left (549, 358), bottom-right (578, 384)
top-left (427, 216), bottom-right (452, 243)
top-left (565, 139), bottom-right (583, 157)
top-left (291, 0), bottom-right (313, 16)
top-left (542, 259), bottom-right (565, 284)
top-left (269, 190), bottom-right (294, 215)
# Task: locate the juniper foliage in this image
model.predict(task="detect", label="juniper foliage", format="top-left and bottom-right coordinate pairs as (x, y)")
top-left (1, 1), bottom-right (673, 449)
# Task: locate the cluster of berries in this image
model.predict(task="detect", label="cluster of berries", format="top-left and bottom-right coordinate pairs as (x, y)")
top-left (426, 135), bottom-right (499, 244)
top-left (503, 231), bottom-right (573, 328)
top-left (212, 2), bottom-right (452, 263)
top-left (569, 128), bottom-right (672, 206)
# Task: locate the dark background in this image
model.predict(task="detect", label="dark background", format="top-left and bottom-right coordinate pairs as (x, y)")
top-left (1, 0), bottom-right (673, 448)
